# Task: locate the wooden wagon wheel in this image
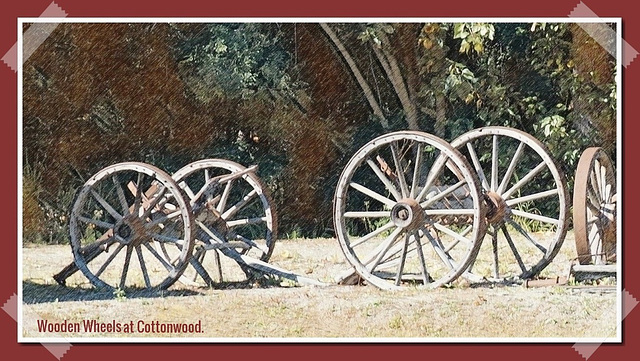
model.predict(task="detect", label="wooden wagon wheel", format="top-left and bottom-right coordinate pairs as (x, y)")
top-left (573, 147), bottom-right (617, 265)
top-left (334, 131), bottom-right (487, 290)
top-left (450, 126), bottom-right (570, 280)
top-left (69, 162), bottom-right (195, 291)
top-left (171, 159), bottom-right (277, 286)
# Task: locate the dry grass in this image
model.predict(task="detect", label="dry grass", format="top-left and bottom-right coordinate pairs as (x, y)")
top-left (21, 230), bottom-right (618, 341)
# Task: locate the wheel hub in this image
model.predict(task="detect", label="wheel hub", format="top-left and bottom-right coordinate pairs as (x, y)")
top-left (116, 223), bottom-right (132, 239)
top-left (115, 215), bottom-right (148, 245)
top-left (391, 198), bottom-right (425, 230)
top-left (485, 191), bottom-right (509, 224)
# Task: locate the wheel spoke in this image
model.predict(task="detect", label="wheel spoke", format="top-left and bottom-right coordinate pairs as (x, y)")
top-left (216, 179), bottom-right (234, 213)
top-left (420, 180), bottom-right (467, 209)
top-left (143, 242), bottom-right (174, 270)
top-left (432, 223), bottom-right (473, 247)
top-left (113, 176), bottom-right (130, 217)
top-left (179, 181), bottom-right (196, 200)
top-left (501, 224), bottom-right (527, 274)
top-left (196, 220), bottom-right (226, 244)
top-left (344, 211), bottom-right (389, 218)
top-left (491, 135), bottom-right (499, 191)
top-left (227, 216), bottom-right (267, 228)
top-left (94, 243), bottom-right (125, 278)
top-left (502, 161), bottom-right (546, 200)
top-left (145, 210), bottom-right (182, 229)
top-left (233, 233), bottom-right (269, 255)
top-left (424, 208), bottom-right (476, 216)
top-left (365, 227), bottom-right (404, 272)
top-left (78, 233), bottom-right (116, 255)
top-left (135, 245), bottom-right (151, 288)
top-left (189, 249), bottom-right (215, 286)
top-left (415, 152), bottom-right (447, 202)
top-left (349, 221), bottom-right (395, 248)
top-left (510, 209), bottom-right (560, 226)
top-left (119, 245), bottom-right (134, 289)
top-left (497, 141), bottom-right (525, 194)
top-left (140, 186), bottom-right (169, 220)
top-left (366, 159), bottom-right (402, 201)
top-left (394, 233), bottom-right (411, 286)
top-left (505, 188), bottom-right (558, 207)
top-left (506, 218), bottom-right (547, 254)
top-left (349, 182), bottom-right (396, 208)
top-left (410, 143), bottom-right (423, 198)
top-left (90, 189), bottom-right (123, 221)
top-left (150, 233), bottom-right (186, 245)
top-left (593, 159), bottom-right (604, 201)
top-left (491, 229), bottom-right (499, 279)
top-left (77, 216), bottom-right (114, 230)
top-left (587, 222), bottom-right (600, 249)
top-left (390, 141), bottom-right (410, 198)
top-left (132, 172), bottom-right (144, 215)
top-left (422, 227), bottom-right (456, 271)
top-left (413, 231), bottom-right (431, 285)
top-left (465, 142), bottom-right (490, 191)
top-left (221, 189), bottom-right (258, 220)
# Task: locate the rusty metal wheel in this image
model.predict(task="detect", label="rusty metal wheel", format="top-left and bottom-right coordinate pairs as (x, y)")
top-left (334, 131), bottom-right (487, 290)
top-left (451, 127), bottom-right (570, 280)
top-left (573, 147), bottom-right (617, 265)
top-left (69, 162), bottom-right (195, 291)
top-left (171, 159), bottom-right (277, 286)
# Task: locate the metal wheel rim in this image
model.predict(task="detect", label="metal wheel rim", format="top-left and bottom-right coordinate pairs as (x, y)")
top-left (69, 162), bottom-right (195, 291)
top-left (450, 126), bottom-right (570, 280)
top-left (334, 131), bottom-right (487, 290)
top-left (573, 147), bottom-right (617, 265)
top-left (171, 159), bottom-right (277, 286)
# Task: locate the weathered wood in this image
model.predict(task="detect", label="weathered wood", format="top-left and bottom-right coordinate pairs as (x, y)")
top-left (571, 264), bottom-right (617, 273)
top-left (334, 268), bottom-right (361, 285)
top-left (54, 183), bottom-right (162, 285)
top-left (202, 241), bottom-right (251, 250)
top-left (571, 263), bottom-right (617, 282)
top-left (218, 247), bottom-right (328, 287)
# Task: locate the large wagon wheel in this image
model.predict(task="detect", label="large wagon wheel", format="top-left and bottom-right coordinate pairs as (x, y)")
top-left (334, 131), bottom-right (487, 290)
top-left (69, 162), bottom-right (195, 291)
top-left (171, 159), bottom-right (277, 286)
top-left (573, 147), bottom-right (617, 265)
top-left (450, 126), bottom-right (570, 280)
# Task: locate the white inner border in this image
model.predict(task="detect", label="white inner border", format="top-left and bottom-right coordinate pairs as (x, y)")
top-left (17, 17), bottom-right (623, 344)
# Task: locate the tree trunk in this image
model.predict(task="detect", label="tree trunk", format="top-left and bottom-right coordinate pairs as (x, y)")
top-left (319, 23), bottom-right (389, 129)
top-left (373, 30), bottom-right (420, 130)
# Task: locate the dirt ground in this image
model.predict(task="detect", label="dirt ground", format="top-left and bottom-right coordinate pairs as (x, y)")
top-left (20, 230), bottom-right (619, 341)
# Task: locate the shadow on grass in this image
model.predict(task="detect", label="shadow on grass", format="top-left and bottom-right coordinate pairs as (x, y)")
top-left (22, 274), bottom-right (295, 305)
top-left (21, 281), bottom-right (203, 304)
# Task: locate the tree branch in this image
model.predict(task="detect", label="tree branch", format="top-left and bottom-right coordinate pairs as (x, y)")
top-left (319, 23), bottom-right (389, 129)
top-left (373, 31), bottom-right (420, 130)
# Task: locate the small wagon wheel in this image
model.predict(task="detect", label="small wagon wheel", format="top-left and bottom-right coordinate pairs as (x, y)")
top-left (334, 131), bottom-right (487, 290)
top-left (69, 162), bottom-right (195, 291)
top-left (171, 159), bottom-right (277, 286)
top-left (450, 126), bottom-right (570, 280)
top-left (573, 147), bottom-right (617, 265)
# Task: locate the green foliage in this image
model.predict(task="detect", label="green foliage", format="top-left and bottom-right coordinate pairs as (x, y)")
top-left (357, 23), bottom-right (395, 47)
top-left (177, 23), bottom-right (304, 101)
top-left (453, 23), bottom-right (495, 54)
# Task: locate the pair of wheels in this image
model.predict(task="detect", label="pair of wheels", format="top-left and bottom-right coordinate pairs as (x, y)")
top-left (333, 127), bottom-right (570, 290)
top-left (67, 159), bottom-right (277, 291)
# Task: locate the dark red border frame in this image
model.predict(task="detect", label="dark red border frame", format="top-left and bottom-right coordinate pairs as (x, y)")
top-left (3, 1), bottom-right (636, 360)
